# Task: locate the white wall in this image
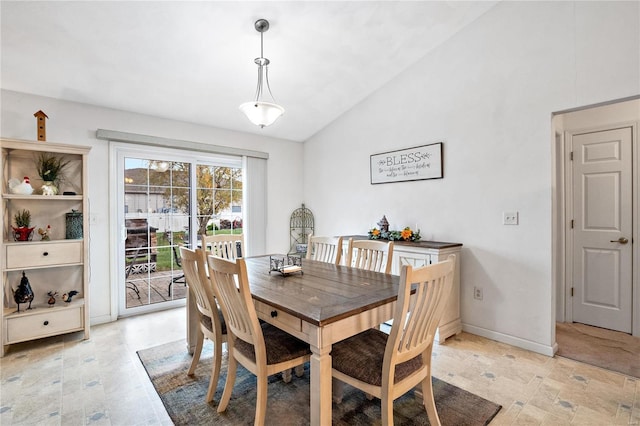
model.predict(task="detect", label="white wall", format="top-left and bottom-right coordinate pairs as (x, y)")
top-left (1, 89), bottom-right (304, 324)
top-left (303, 1), bottom-right (640, 354)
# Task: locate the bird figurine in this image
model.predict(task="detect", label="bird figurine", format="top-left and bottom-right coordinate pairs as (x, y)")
top-left (62, 290), bottom-right (79, 303)
top-left (12, 271), bottom-right (35, 312)
top-left (47, 291), bottom-right (58, 307)
top-left (8, 176), bottom-right (34, 195)
top-left (38, 225), bottom-right (51, 241)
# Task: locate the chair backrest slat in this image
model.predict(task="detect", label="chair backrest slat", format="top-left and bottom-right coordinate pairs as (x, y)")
top-left (347, 239), bottom-right (394, 274)
top-left (306, 233), bottom-right (343, 265)
top-left (201, 234), bottom-right (245, 261)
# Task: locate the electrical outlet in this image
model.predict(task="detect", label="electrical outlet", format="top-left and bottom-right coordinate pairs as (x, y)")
top-left (474, 286), bottom-right (483, 300)
top-left (503, 211), bottom-right (519, 225)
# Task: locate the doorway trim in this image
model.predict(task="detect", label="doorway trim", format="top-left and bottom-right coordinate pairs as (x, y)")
top-left (552, 100), bottom-right (639, 338)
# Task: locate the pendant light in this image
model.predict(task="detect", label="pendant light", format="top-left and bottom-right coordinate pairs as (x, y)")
top-left (239, 18), bottom-right (285, 128)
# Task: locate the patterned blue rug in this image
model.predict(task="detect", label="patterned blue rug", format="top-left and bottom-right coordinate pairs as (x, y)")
top-left (138, 340), bottom-right (501, 425)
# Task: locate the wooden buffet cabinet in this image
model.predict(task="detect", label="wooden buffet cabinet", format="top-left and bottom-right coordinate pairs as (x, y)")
top-left (346, 236), bottom-right (462, 343)
top-left (1, 138), bottom-right (91, 356)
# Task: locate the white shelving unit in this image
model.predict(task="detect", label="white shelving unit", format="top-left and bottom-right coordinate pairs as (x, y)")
top-left (1, 138), bottom-right (91, 356)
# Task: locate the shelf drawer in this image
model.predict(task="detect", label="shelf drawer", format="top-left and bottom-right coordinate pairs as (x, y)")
top-left (5, 306), bottom-right (84, 344)
top-left (6, 241), bottom-right (82, 269)
top-left (254, 300), bottom-right (302, 333)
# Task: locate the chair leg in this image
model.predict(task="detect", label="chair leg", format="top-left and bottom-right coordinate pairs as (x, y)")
top-left (332, 378), bottom-right (344, 404)
top-left (254, 373), bottom-right (268, 426)
top-left (217, 353), bottom-right (237, 413)
top-left (381, 394), bottom-right (395, 426)
top-left (294, 364), bottom-right (304, 377)
top-left (168, 273), bottom-right (186, 296)
top-left (422, 375), bottom-right (441, 426)
top-left (126, 282), bottom-right (141, 299)
top-left (282, 368), bottom-right (292, 383)
top-left (206, 338), bottom-right (223, 403)
top-left (188, 330), bottom-right (204, 376)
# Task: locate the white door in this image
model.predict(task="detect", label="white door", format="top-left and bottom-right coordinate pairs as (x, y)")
top-left (570, 126), bottom-right (633, 333)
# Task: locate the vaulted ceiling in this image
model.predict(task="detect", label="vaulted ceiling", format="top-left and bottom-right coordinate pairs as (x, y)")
top-left (1, 1), bottom-right (498, 142)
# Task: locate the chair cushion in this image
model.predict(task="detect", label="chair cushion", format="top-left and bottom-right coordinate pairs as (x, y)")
top-left (200, 308), bottom-right (227, 335)
top-left (200, 314), bottom-right (213, 332)
top-left (331, 328), bottom-right (423, 386)
top-left (234, 323), bottom-right (310, 365)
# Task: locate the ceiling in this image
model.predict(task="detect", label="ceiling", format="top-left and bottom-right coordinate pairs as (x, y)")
top-left (1, 1), bottom-right (498, 142)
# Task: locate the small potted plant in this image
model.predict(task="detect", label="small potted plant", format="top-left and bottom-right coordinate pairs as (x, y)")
top-left (35, 152), bottom-right (70, 195)
top-left (13, 209), bottom-right (35, 241)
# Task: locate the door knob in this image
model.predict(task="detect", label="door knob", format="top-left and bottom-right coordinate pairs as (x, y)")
top-left (610, 237), bottom-right (629, 244)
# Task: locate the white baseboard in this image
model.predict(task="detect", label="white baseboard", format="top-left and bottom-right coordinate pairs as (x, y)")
top-left (90, 314), bottom-right (115, 326)
top-left (462, 323), bottom-right (556, 357)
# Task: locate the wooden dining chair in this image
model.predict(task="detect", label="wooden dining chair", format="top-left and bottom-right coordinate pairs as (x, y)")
top-left (200, 233), bottom-right (245, 260)
top-left (305, 233), bottom-right (343, 265)
top-left (330, 255), bottom-right (456, 426)
top-left (207, 255), bottom-right (311, 426)
top-left (180, 246), bottom-right (227, 403)
top-left (346, 238), bottom-right (394, 274)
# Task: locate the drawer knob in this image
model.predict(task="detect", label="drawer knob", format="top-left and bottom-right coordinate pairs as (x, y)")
top-left (43, 252), bottom-right (49, 256)
top-left (270, 310), bottom-right (278, 318)
top-left (43, 320), bottom-right (49, 326)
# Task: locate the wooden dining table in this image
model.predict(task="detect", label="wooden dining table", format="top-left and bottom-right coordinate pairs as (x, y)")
top-left (186, 254), bottom-right (401, 426)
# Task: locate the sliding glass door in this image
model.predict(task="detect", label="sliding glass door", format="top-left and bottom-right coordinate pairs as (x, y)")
top-left (114, 145), bottom-right (243, 317)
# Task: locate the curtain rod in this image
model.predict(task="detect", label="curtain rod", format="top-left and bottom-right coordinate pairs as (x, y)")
top-left (96, 129), bottom-right (269, 159)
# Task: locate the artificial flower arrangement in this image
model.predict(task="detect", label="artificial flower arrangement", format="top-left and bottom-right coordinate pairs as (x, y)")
top-left (368, 226), bottom-right (421, 242)
top-left (35, 152), bottom-right (70, 186)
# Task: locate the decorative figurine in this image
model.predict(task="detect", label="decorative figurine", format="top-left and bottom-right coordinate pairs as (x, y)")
top-left (377, 215), bottom-right (390, 233)
top-left (47, 291), bottom-right (58, 307)
top-left (34, 110), bottom-right (48, 141)
top-left (38, 225), bottom-right (51, 241)
top-left (62, 290), bottom-right (79, 303)
top-left (8, 176), bottom-right (34, 195)
top-left (13, 271), bottom-right (35, 312)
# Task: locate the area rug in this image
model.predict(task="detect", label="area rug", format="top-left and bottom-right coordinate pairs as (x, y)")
top-left (138, 340), bottom-right (501, 425)
top-left (556, 322), bottom-right (640, 378)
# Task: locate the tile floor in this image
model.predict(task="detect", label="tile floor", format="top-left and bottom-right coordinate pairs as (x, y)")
top-left (1, 308), bottom-right (638, 425)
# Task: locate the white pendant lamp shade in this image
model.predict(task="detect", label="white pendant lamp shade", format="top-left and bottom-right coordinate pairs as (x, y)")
top-left (240, 19), bottom-right (284, 128)
top-left (239, 101), bottom-right (285, 128)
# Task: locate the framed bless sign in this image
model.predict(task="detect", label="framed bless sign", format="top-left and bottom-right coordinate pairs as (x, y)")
top-left (370, 142), bottom-right (443, 184)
